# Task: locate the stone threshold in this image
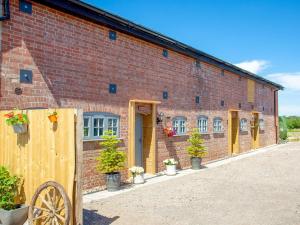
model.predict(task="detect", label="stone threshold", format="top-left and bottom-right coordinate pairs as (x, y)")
top-left (83, 144), bottom-right (280, 204)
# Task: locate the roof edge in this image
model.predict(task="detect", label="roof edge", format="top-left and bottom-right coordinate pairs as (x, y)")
top-left (31, 0), bottom-right (284, 90)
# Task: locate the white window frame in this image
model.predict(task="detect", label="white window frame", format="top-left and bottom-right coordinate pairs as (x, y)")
top-left (172, 116), bottom-right (187, 135)
top-left (240, 118), bottom-right (248, 132)
top-left (213, 117), bottom-right (223, 133)
top-left (198, 116), bottom-right (208, 133)
top-left (83, 112), bottom-right (120, 140)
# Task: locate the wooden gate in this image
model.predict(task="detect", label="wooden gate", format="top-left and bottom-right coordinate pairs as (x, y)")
top-left (0, 108), bottom-right (83, 225)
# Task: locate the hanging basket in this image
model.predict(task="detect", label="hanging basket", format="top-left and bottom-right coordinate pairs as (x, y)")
top-left (48, 114), bottom-right (58, 123)
top-left (12, 124), bottom-right (28, 134)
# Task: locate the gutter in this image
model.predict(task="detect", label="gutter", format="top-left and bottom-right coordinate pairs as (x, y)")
top-left (32, 0), bottom-right (283, 90)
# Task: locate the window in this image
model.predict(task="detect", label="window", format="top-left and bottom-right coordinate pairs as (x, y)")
top-left (240, 118), bottom-right (248, 131)
top-left (259, 119), bottom-right (265, 130)
top-left (83, 112), bottom-right (120, 140)
top-left (198, 116), bottom-right (208, 133)
top-left (213, 117), bottom-right (223, 133)
top-left (172, 117), bottom-right (187, 135)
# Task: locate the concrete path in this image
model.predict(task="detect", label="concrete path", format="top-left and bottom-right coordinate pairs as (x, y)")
top-left (83, 143), bottom-right (300, 225)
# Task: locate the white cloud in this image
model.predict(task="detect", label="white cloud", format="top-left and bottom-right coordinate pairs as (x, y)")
top-left (235, 60), bottom-right (270, 74)
top-left (266, 72), bottom-right (300, 91)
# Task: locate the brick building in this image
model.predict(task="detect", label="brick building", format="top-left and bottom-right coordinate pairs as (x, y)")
top-left (0, 0), bottom-right (283, 191)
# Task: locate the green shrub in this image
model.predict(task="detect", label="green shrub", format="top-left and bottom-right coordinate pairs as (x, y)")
top-left (96, 130), bottom-right (126, 174)
top-left (0, 166), bottom-right (20, 210)
top-left (187, 129), bottom-right (207, 158)
top-left (279, 117), bottom-right (288, 140)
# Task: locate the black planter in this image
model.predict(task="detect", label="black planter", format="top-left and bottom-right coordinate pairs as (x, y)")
top-left (106, 172), bottom-right (121, 192)
top-left (191, 157), bottom-right (202, 170)
top-left (0, 205), bottom-right (29, 225)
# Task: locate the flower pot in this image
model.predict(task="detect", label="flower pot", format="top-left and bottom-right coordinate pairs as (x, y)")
top-left (48, 114), bottom-right (58, 123)
top-left (106, 172), bottom-right (121, 192)
top-left (0, 205), bottom-right (29, 225)
top-left (12, 124), bottom-right (27, 134)
top-left (191, 157), bottom-right (202, 170)
top-left (133, 173), bottom-right (145, 184)
top-left (166, 164), bottom-right (176, 176)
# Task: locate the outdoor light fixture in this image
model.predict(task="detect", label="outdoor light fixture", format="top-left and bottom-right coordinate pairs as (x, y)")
top-left (157, 112), bottom-right (165, 124)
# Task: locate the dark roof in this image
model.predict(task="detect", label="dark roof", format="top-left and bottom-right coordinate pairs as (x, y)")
top-left (32, 0), bottom-right (283, 90)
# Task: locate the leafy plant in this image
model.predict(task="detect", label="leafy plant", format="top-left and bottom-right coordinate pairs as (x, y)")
top-left (279, 117), bottom-right (288, 140)
top-left (96, 130), bottom-right (126, 174)
top-left (186, 129), bottom-right (207, 158)
top-left (163, 158), bottom-right (178, 165)
top-left (0, 166), bottom-right (20, 210)
top-left (4, 111), bottom-right (29, 126)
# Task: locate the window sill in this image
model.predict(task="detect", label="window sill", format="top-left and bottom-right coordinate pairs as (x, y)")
top-left (172, 134), bottom-right (188, 137)
top-left (83, 137), bottom-right (124, 142)
top-left (213, 131), bottom-right (224, 134)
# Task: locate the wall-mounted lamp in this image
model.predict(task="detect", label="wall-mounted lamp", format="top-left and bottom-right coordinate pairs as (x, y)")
top-left (157, 112), bottom-right (164, 124)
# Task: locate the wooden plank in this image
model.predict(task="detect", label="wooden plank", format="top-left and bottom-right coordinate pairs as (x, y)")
top-left (74, 109), bottom-right (83, 225)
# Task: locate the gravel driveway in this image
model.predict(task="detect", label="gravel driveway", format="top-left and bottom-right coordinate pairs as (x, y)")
top-left (84, 143), bottom-right (300, 225)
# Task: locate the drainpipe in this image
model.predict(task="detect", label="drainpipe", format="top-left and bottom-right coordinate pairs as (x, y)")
top-left (274, 90), bottom-right (279, 143)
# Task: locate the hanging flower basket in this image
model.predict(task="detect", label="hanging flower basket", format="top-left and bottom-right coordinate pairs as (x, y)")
top-left (4, 111), bottom-right (29, 134)
top-left (12, 124), bottom-right (28, 134)
top-left (48, 112), bottom-right (58, 123)
top-left (163, 127), bottom-right (176, 137)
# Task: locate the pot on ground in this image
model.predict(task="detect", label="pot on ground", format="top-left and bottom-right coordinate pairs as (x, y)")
top-left (12, 124), bottom-right (27, 134)
top-left (133, 173), bottom-right (145, 184)
top-left (191, 157), bottom-right (202, 170)
top-left (0, 205), bottom-right (29, 225)
top-left (166, 164), bottom-right (176, 176)
top-left (106, 172), bottom-right (121, 192)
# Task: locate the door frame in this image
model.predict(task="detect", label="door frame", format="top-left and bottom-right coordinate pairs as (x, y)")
top-left (228, 109), bottom-right (240, 155)
top-left (128, 99), bottom-right (160, 174)
top-left (251, 111), bottom-right (260, 149)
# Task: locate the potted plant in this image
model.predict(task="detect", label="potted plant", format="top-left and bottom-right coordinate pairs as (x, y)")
top-left (0, 166), bottom-right (28, 225)
top-left (187, 129), bottom-right (207, 170)
top-left (129, 166), bottom-right (145, 184)
top-left (4, 111), bottom-right (29, 134)
top-left (163, 158), bottom-right (178, 176)
top-left (48, 111), bottom-right (58, 123)
top-left (96, 130), bottom-right (126, 192)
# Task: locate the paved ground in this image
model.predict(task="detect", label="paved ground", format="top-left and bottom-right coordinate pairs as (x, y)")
top-left (83, 143), bottom-right (300, 225)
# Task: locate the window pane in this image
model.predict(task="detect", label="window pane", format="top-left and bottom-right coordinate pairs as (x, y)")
top-left (94, 128), bottom-right (98, 136)
top-left (84, 118), bottom-right (89, 127)
top-left (84, 128), bottom-right (89, 137)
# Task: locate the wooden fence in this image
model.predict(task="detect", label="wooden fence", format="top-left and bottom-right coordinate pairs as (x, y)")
top-left (0, 108), bottom-right (83, 225)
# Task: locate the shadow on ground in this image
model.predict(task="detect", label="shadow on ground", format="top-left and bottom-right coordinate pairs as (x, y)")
top-left (83, 209), bottom-right (119, 225)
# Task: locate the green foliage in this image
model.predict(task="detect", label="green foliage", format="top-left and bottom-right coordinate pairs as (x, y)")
top-left (279, 117), bottom-right (288, 140)
top-left (4, 112), bottom-right (29, 126)
top-left (281, 116), bottom-right (300, 129)
top-left (0, 166), bottom-right (20, 210)
top-left (96, 130), bottom-right (126, 174)
top-left (186, 129), bottom-right (207, 158)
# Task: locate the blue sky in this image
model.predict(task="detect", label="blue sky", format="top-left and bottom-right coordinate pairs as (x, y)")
top-left (83, 0), bottom-right (300, 116)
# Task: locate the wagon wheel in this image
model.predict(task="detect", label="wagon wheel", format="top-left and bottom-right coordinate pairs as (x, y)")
top-left (28, 181), bottom-right (71, 225)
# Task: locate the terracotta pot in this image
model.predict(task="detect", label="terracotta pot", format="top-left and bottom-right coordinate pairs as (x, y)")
top-left (48, 114), bottom-right (58, 123)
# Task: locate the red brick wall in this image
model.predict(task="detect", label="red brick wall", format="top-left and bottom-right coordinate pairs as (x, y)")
top-left (0, 0), bottom-right (278, 192)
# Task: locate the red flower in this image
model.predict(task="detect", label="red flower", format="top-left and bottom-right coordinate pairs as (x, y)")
top-left (4, 112), bottom-right (14, 118)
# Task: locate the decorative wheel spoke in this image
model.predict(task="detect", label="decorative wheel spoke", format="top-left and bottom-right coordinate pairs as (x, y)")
top-left (29, 181), bottom-right (71, 225)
